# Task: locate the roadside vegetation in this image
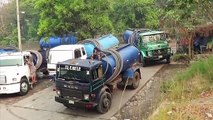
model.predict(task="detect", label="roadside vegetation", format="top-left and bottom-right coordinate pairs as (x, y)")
top-left (150, 55), bottom-right (213, 120)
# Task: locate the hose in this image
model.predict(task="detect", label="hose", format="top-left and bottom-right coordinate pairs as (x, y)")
top-left (78, 38), bottom-right (103, 50)
top-left (105, 48), bottom-right (123, 83)
top-left (128, 29), bottom-right (150, 47)
top-left (128, 30), bottom-right (139, 47)
top-left (27, 50), bottom-right (43, 70)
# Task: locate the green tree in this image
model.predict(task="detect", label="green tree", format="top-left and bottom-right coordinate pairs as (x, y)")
top-left (0, 0), bottom-right (17, 46)
top-left (20, 0), bottom-right (40, 41)
top-left (111, 0), bottom-right (160, 33)
top-left (157, 0), bottom-right (213, 57)
top-left (0, 0), bottom-right (40, 47)
top-left (35, 0), bottom-right (114, 40)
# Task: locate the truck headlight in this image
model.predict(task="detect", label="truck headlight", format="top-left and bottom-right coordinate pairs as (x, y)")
top-left (148, 51), bottom-right (152, 56)
top-left (84, 94), bottom-right (89, 100)
top-left (168, 48), bottom-right (171, 53)
top-left (56, 90), bottom-right (61, 96)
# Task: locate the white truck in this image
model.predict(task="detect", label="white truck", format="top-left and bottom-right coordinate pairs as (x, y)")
top-left (47, 34), bottom-right (120, 77)
top-left (0, 52), bottom-right (32, 95)
top-left (47, 45), bottom-right (87, 76)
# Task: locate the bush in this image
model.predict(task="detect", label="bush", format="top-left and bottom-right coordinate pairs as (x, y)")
top-left (172, 54), bottom-right (190, 65)
top-left (162, 55), bottom-right (213, 100)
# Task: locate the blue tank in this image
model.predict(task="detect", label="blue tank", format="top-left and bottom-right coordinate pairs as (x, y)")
top-left (123, 30), bottom-right (140, 47)
top-left (83, 34), bottom-right (119, 57)
top-left (0, 47), bottom-right (18, 54)
top-left (102, 44), bottom-right (141, 80)
top-left (39, 35), bottom-right (77, 49)
top-left (123, 30), bottom-right (134, 44)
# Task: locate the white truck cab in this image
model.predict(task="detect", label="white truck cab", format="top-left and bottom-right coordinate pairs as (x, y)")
top-left (0, 52), bottom-right (32, 95)
top-left (47, 45), bottom-right (87, 76)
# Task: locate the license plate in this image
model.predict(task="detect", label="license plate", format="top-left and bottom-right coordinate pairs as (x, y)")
top-left (69, 100), bottom-right (74, 104)
top-left (159, 55), bottom-right (163, 58)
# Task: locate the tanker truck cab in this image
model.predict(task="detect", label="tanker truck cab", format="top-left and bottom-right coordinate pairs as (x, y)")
top-left (0, 52), bottom-right (32, 95)
top-left (47, 45), bottom-right (87, 76)
top-left (55, 44), bottom-right (142, 114)
top-left (55, 59), bottom-right (109, 113)
top-left (138, 31), bottom-right (172, 66)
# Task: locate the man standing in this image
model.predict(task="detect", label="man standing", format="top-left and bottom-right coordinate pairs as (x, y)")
top-left (26, 58), bottom-right (37, 88)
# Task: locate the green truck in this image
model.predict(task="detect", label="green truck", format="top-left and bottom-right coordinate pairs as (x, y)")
top-left (123, 29), bottom-right (172, 66)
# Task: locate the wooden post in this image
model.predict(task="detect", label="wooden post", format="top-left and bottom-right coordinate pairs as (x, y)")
top-left (188, 35), bottom-right (192, 59)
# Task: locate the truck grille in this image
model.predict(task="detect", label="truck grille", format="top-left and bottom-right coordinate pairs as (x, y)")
top-left (61, 88), bottom-right (83, 99)
top-left (152, 49), bottom-right (167, 56)
top-left (0, 75), bottom-right (6, 84)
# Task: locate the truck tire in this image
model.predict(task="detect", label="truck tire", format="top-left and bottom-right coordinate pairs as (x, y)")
top-left (63, 103), bottom-right (71, 108)
top-left (166, 57), bottom-right (170, 64)
top-left (141, 56), bottom-right (146, 67)
top-left (19, 78), bottom-right (30, 96)
top-left (130, 71), bottom-right (140, 89)
top-left (117, 81), bottom-right (125, 89)
top-left (97, 92), bottom-right (112, 114)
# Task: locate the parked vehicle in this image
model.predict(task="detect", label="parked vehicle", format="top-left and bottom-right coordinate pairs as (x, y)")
top-left (54, 44), bottom-right (142, 113)
top-left (123, 29), bottom-right (172, 66)
top-left (47, 34), bottom-right (119, 77)
top-left (0, 46), bottom-right (18, 54)
top-left (39, 35), bottom-right (77, 49)
top-left (47, 45), bottom-right (87, 76)
top-left (0, 52), bottom-right (33, 95)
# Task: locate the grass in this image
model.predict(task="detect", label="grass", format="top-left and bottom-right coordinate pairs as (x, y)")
top-left (151, 55), bottom-right (213, 120)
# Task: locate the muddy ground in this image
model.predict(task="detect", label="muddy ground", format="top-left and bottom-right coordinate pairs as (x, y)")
top-left (111, 63), bottom-right (187, 120)
top-left (0, 76), bottom-right (53, 105)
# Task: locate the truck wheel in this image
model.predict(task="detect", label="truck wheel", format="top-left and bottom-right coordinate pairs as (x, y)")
top-left (117, 81), bottom-right (125, 89)
top-left (141, 57), bottom-right (146, 67)
top-left (19, 78), bottom-right (30, 96)
top-left (166, 57), bottom-right (170, 64)
top-left (63, 103), bottom-right (70, 108)
top-left (130, 71), bottom-right (140, 89)
top-left (97, 92), bottom-right (112, 114)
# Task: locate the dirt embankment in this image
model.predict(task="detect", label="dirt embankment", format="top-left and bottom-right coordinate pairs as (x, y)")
top-left (111, 63), bottom-right (187, 120)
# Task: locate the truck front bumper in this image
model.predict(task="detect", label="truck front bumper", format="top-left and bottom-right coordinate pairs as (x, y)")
top-left (145, 54), bottom-right (171, 61)
top-left (55, 96), bottom-right (97, 108)
top-left (0, 83), bottom-right (20, 94)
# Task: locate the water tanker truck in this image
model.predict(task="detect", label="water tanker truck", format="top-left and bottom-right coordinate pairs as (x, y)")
top-left (47, 34), bottom-right (119, 76)
top-left (54, 44), bottom-right (142, 113)
top-left (39, 35), bottom-right (77, 49)
top-left (123, 29), bottom-right (172, 66)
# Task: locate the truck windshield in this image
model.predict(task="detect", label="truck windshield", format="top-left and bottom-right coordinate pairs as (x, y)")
top-left (142, 34), bottom-right (166, 43)
top-left (0, 57), bottom-right (22, 66)
top-left (49, 50), bottom-right (73, 64)
top-left (58, 65), bottom-right (90, 82)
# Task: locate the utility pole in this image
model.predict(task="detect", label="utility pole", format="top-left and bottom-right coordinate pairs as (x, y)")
top-left (16, 0), bottom-right (22, 51)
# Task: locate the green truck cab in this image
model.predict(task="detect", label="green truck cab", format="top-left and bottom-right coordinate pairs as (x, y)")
top-left (123, 30), bottom-right (172, 66)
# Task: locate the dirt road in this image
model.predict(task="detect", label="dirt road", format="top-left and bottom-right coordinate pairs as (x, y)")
top-left (0, 64), bottom-right (163, 120)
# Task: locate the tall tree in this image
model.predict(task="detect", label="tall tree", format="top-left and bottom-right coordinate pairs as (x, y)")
top-left (157, 0), bottom-right (213, 57)
top-left (111, 0), bottom-right (160, 33)
top-left (0, 0), bottom-right (17, 46)
top-left (0, 0), bottom-right (40, 46)
top-left (35, 0), bottom-right (114, 40)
